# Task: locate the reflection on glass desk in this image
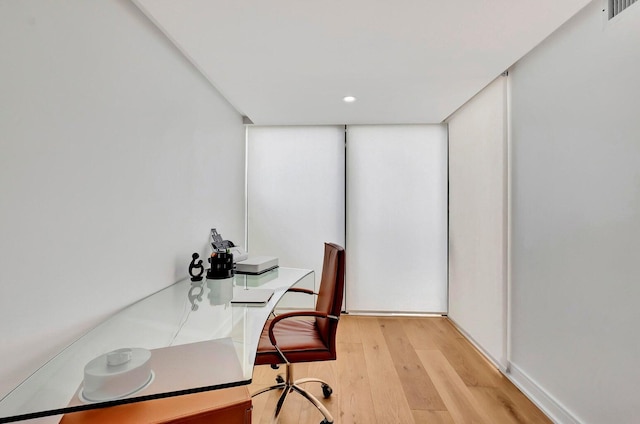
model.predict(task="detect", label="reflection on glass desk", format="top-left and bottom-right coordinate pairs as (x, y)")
top-left (0, 267), bottom-right (313, 423)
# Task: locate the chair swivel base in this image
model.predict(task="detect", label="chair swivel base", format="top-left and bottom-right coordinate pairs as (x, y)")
top-left (252, 363), bottom-right (334, 424)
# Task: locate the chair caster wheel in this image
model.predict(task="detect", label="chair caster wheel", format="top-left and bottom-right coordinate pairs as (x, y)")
top-left (320, 420), bottom-right (332, 424)
top-left (275, 374), bottom-right (284, 384)
top-left (321, 383), bottom-right (333, 398)
top-left (270, 364), bottom-right (280, 370)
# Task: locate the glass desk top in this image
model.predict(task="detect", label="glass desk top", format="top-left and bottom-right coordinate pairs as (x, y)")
top-left (0, 267), bottom-right (313, 423)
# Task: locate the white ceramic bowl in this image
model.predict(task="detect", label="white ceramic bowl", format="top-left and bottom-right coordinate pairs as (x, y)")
top-left (81, 348), bottom-right (152, 402)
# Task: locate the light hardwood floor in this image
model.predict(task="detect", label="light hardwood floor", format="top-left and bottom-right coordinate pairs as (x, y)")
top-left (249, 315), bottom-right (551, 424)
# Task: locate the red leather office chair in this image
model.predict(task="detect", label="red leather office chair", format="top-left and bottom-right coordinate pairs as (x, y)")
top-left (252, 243), bottom-right (345, 424)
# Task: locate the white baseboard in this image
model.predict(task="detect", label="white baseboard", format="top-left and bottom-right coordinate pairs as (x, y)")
top-left (506, 363), bottom-right (582, 424)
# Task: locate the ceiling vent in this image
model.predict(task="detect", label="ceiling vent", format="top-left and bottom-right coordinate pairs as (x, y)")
top-left (609, 0), bottom-right (637, 19)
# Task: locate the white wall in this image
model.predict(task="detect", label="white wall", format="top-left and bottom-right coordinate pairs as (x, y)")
top-left (0, 0), bottom-right (245, 399)
top-left (447, 76), bottom-right (508, 369)
top-left (510, 1), bottom-right (640, 423)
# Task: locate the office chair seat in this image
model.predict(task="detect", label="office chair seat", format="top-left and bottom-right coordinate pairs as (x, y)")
top-left (256, 318), bottom-right (336, 364)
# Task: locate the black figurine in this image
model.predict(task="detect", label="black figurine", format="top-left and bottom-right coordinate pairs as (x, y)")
top-left (188, 253), bottom-right (204, 282)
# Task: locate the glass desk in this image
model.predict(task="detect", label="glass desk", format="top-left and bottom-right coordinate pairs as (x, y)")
top-left (0, 267), bottom-right (313, 423)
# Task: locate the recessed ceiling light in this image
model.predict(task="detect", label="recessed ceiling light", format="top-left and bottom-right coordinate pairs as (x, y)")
top-left (343, 96), bottom-right (357, 103)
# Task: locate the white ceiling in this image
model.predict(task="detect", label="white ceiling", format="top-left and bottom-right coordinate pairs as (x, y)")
top-left (133, 0), bottom-right (590, 125)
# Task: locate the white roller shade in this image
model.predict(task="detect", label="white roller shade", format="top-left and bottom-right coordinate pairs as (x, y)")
top-left (345, 125), bottom-right (448, 313)
top-left (246, 126), bottom-right (345, 298)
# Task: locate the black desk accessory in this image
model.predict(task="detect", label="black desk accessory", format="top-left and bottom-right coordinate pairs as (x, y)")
top-left (188, 253), bottom-right (204, 282)
top-left (210, 228), bottom-right (235, 251)
top-left (207, 251), bottom-right (234, 280)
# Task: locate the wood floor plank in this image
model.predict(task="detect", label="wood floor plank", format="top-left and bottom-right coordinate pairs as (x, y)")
top-left (403, 316), bottom-right (462, 351)
top-left (336, 312), bottom-right (362, 343)
top-left (404, 317), bottom-right (499, 388)
top-left (449, 339), bottom-right (505, 388)
top-left (378, 317), bottom-right (447, 411)
top-left (412, 410), bottom-right (456, 424)
top-left (417, 349), bottom-right (491, 424)
top-left (357, 316), bottom-right (416, 424)
top-left (429, 319), bottom-right (506, 388)
top-left (500, 383), bottom-right (554, 424)
top-left (469, 386), bottom-right (552, 424)
top-left (336, 341), bottom-right (378, 424)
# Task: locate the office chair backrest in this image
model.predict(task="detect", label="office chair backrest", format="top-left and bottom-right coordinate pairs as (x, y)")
top-left (315, 243), bottom-right (345, 350)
